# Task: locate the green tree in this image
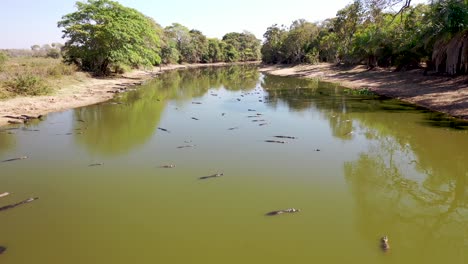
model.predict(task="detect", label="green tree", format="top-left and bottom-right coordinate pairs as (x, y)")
top-left (165, 23), bottom-right (193, 63)
top-left (281, 19), bottom-right (319, 63)
top-left (58, 0), bottom-right (161, 75)
top-left (207, 38), bottom-right (225, 62)
top-left (261, 24), bottom-right (287, 63)
top-left (189, 29), bottom-right (209, 63)
top-left (222, 31), bottom-right (261, 61)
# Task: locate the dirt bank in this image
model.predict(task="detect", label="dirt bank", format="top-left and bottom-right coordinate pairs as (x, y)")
top-left (0, 62), bottom-right (258, 127)
top-left (260, 63), bottom-right (468, 120)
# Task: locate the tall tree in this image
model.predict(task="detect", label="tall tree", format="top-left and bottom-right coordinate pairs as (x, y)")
top-left (58, 0), bottom-right (161, 75)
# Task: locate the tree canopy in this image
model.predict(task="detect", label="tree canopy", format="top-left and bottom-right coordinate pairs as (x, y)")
top-left (261, 0), bottom-right (468, 75)
top-left (58, 0), bottom-right (261, 75)
top-left (58, 0), bottom-right (161, 75)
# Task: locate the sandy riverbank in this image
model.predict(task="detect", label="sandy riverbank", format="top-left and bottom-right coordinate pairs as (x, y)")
top-left (260, 63), bottom-right (468, 120)
top-left (0, 62), bottom-right (258, 127)
top-left (2, 62), bottom-right (467, 127)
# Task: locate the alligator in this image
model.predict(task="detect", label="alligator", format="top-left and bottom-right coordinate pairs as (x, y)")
top-left (191, 117), bottom-right (199, 121)
top-left (199, 173), bottom-right (224, 180)
top-left (248, 109), bottom-right (256, 111)
top-left (228, 127), bottom-right (239, 130)
top-left (2, 156), bottom-right (28, 163)
top-left (252, 120), bottom-right (266, 122)
top-left (177, 145), bottom-right (196, 149)
top-left (259, 123), bottom-right (268, 126)
top-left (273, 136), bottom-right (297, 139)
top-left (192, 102), bottom-right (202, 104)
top-left (159, 164), bottom-right (176, 168)
top-left (265, 140), bottom-right (286, 144)
top-left (266, 208), bottom-right (300, 216)
top-left (88, 163), bottom-right (103, 167)
top-left (158, 127), bottom-right (170, 133)
top-left (0, 197), bottom-right (38, 212)
top-left (380, 236), bottom-right (390, 252)
top-left (7, 120), bottom-right (24, 125)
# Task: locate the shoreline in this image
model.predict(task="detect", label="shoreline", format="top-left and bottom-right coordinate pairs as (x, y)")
top-left (259, 63), bottom-right (468, 120)
top-left (0, 62), bottom-right (259, 127)
top-left (1, 61), bottom-right (467, 127)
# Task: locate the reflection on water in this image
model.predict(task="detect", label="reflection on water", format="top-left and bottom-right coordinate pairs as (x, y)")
top-left (0, 66), bottom-right (467, 264)
top-left (74, 66), bottom-right (260, 155)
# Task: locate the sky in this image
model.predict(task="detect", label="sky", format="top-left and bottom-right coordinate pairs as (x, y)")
top-left (0, 0), bottom-right (427, 49)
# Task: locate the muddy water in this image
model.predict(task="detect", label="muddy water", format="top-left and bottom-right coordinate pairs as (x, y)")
top-left (0, 65), bottom-right (467, 264)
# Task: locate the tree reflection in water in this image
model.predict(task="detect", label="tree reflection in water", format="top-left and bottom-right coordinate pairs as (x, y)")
top-left (73, 65), bottom-right (259, 155)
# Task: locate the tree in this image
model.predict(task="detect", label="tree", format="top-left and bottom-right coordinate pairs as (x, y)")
top-left (189, 29), bottom-right (209, 63)
top-left (164, 23), bottom-right (192, 63)
top-left (261, 24), bottom-right (287, 63)
top-left (207, 38), bottom-right (225, 62)
top-left (222, 31), bottom-right (261, 61)
top-left (58, 0), bottom-right (161, 75)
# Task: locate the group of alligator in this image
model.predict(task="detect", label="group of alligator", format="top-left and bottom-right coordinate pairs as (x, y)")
top-left (0, 88), bottom-right (391, 256)
top-left (0, 192), bottom-right (39, 255)
top-left (3, 114), bottom-right (43, 125)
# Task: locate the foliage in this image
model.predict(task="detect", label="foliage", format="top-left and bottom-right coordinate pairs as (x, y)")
top-left (344, 87), bottom-right (376, 95)
top-left (5, 74), bottom-right (51, 96)
top-left (58, 0), bottom-right (161, 75)
top-left (262, 0), bottom-right (468, 75)
top-left (46, 48), bottom-right (61, 59)
top-left (222, 31), bottom-right (261, 61)
top-left (0, 51), bottom-right (7, 71)
top-left (0, 57), bottom-right (77, 99)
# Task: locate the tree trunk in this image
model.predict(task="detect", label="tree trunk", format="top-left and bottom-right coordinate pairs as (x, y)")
top-left (432, 30), bottom-right (468, 75)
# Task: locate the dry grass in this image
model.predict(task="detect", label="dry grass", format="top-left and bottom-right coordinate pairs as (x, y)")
top-left (0, 57), bottom-right (78, 99)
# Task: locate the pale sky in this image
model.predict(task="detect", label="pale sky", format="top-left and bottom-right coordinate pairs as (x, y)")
top-left (1, 0), bottom-right (427, 49)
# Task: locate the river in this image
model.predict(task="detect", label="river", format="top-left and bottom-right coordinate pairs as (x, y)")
top-left (0, 65), bottom-right (467, 263)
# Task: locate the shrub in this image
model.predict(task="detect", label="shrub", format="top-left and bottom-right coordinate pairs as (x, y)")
top-left (47, 63), bottom-right (76, 77)
top-left (6, 74), bottom-right (52, 96)
top-left (46, 49), bottom-right (61, 59)
top-left (0, 52), bottom-right (8, 71)
top-left (111, 64), bottom-right (131, 74)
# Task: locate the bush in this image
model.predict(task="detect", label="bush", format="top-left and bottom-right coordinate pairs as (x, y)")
top-left (6, 74), bottom-right (52, 96)
top-left (47, 63), bottom-right (76, 77)
top-left (0, 52), bottom-right (8, 71)
top-left (111, 64), bottom-right (131, 74)
top-left (46, 49), bottom-right (61, 59)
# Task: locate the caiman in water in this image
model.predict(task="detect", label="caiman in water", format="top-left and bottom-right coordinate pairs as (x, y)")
top-left (273, 136), bottom-right (297, 139)
top-left (266, 208), bottom-right (300, 216)
top-left (265, 140), bottom-right (286, 144)
top-left (380, 236), bottom-right (390, 252)
top-left (1, 156), bottom-right (28, 163)
top-left (0, 197), bottom-right (39, 212)
top-left (159, 164), bottom-right (176, 168)
top-left (199, 173), bottom-right (224, 180)
top-left (177, 145), bottom-right (196, 149)
top-left (158, 127), bottom-right (170, 133)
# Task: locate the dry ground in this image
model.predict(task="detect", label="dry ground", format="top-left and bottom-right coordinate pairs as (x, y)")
top-left (0, 62), bottom-right (256, 127)
top-left (260, 63), bottom-right (468, 120)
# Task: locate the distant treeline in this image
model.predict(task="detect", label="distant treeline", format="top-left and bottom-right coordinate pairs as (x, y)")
top-left (56, 0), bottom-right (260, 75)
top-left (261, 0), bottom-right (468, 75)
top-left (3, 0), bottom-right (466, 77)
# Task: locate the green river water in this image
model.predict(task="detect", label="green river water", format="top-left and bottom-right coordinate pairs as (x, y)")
top-left (0, 65), bottom-right (467, 263)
